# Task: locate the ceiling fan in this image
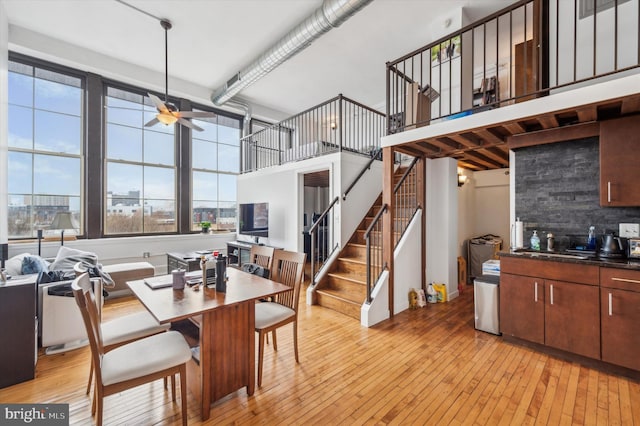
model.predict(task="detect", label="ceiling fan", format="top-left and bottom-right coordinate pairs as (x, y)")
top-left (144, 19), bottom-right (215, 131)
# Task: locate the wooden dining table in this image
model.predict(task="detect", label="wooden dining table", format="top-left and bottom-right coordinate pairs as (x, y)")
top-left (127, 267), bottom-right (292, 421)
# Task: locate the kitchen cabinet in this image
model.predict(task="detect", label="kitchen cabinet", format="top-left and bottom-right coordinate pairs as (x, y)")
top-left (600, 115), bottom-right (640, 206)
top-left (500, 257), bottom-right (600, 359)
top-left (500, 273), bottom-right (544, 344)
top-left (600, 268), bottom-right (640, 371)
top-left (544, 280), bottom-right (600, 359)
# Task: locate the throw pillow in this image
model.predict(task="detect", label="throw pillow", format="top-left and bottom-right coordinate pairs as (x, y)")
top-left (5, 253), bottom-right (30, 276)
top-left (21, 255), bottom-right (50, 275)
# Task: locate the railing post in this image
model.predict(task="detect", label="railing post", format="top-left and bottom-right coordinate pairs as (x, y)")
top-left (338, 94), bottom-right (343, 152)
top-left (417, 157), bottom-right (426, 293)
top-left (382, 146), bottom-right (395, 316)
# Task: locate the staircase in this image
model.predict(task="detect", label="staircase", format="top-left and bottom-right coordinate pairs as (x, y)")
top-left (314, 167), bottom-right (413, 319)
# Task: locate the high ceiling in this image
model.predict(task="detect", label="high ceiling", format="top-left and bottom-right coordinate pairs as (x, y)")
top-left (3, 0), bottom-right (515, 118)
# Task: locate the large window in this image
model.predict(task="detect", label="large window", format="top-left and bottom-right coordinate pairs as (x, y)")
top-left (104, 87), bottom-right (177, 234)
top-left (191, 113), bottom-right (240, 232)
top-left (7, 60), bottom-right (84, 238)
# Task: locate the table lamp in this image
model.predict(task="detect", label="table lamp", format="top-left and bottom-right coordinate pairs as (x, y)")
top-left (50, 211), bottom-right (78, 246)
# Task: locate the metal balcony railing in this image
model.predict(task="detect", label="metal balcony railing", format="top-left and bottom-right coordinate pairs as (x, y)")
top-left (386, 0), bottom-right (640, 134)
top-left (241, 94), bottom-right (385, 173)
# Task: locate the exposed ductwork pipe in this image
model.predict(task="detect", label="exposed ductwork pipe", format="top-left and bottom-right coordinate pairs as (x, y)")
top-left (225, 98), bottom-right (252, 138)
top-left (211, 0), bottom-right (374, 106)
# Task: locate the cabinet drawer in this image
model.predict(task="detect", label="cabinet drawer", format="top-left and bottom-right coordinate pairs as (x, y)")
top-left (501, 256), bottom-right (599, 285)
top-left (600, 267), bottom-right (640, 292)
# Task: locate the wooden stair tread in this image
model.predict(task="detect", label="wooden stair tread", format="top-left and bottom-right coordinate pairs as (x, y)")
top-left (316, 288), bottom-right (363, 305)
top-left (327, 272), bottom-right (366, 285)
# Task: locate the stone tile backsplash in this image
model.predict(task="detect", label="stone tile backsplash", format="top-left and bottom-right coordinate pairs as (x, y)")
top-left (514, 137), bottom-right (640, 250)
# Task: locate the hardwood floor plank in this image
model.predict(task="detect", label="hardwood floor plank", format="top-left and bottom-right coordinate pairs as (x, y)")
top-left (1, 283), bottom-right (638, 425)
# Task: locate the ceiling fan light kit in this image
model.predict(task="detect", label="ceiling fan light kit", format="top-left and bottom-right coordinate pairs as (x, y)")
top-left (144, 18), bottom-right (214, 131)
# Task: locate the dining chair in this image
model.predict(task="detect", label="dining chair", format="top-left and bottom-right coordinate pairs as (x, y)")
top-left (249, 245), bottom-right (275, 275)
top-left (72, 273), bottom-right (191, 426)
top-left (73, 262), bottom-right (171, 395)
top-left (254, 249), bottom-right (306, 387)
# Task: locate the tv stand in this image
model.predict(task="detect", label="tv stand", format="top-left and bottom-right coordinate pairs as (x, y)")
top-left (226, 241), bottom-right (281, 267)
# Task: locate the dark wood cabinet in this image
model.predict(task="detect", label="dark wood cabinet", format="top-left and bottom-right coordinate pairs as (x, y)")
top-left (600, 115), bottom-right (640, 206)
top-left (544, 280), bottom-right (600, 359)
top-left (500, 256), bottom-right (600, 359)
top-left (0, 279), bottom-right (36, 388)
top-left (600, 268), bottom-right (640, 371)
top-left (500, 273), bottom-right (544, 344)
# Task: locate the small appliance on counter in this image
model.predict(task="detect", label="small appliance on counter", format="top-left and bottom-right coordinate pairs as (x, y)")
top-left (627, 238), bottom-right (640, 259)
top-left (600, 231), bottom-right (627, 259)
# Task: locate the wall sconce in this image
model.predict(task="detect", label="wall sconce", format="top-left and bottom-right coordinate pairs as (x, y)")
top-left (457, 168), bottom-right (468, 187)
top-left (330, 122), bottom-right (337, 130)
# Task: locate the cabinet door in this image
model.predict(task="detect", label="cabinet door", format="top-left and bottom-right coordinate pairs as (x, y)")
top-left (601, 288), bottom-right (640, 371)
top-left (545, 280), bottom-right (600, 359)
top-left (500, 273), bottom-right (544, 344)
top-left (600, 116), bottom-right (640, 206)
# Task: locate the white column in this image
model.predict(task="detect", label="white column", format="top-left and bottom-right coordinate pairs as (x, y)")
top-left (0, 0), bottom-right (9, 245)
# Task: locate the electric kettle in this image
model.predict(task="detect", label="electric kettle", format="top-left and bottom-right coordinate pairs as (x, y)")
top-left (600, 231), bottom-right (626, 259)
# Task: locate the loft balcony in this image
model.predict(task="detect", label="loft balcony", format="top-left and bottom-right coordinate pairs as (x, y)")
top-left (385, 0), bottom-right (640, 170)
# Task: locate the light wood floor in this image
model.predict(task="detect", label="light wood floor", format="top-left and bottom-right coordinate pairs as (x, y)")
top-left (1, 284), bottom-right (639, 425)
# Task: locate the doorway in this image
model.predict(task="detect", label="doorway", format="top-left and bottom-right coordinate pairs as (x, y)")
top-left (302, 170), bottom-right (330, 261)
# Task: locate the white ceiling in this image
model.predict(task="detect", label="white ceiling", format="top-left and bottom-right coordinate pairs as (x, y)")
top-left (3, 0), bottom-right (516, 119)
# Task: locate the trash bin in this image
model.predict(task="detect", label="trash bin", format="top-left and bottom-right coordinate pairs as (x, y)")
top-left (474, 274), bottom-right (500, 335)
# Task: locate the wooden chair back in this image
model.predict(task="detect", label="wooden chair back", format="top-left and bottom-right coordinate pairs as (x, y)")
top-left (249, 245), bottom-right (275, 271)
top-left (71, 273), bottom-right (105, 385)
top-left (270, 250), bottom-right (306, 311)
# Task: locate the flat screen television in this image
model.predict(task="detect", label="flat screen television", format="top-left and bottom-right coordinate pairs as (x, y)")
top-left (238, 202), bottom-right (269, 238)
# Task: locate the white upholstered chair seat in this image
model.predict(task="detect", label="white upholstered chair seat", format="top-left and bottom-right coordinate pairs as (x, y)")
top-left (101, 312), bottom-right (170, 347)
top-left (101, 331), bottom-right (191, 386)
top-left (255, 302), bottom-right (295, 329)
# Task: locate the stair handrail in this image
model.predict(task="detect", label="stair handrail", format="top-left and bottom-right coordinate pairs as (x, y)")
top-left (342, 147), bottom-right (382, 201)
top-left (309, 195), bottom-right (340, 285)
top-left (364, 203), bottom-right (388, 303)
top-left (393, 156), bottom-right (419, 193)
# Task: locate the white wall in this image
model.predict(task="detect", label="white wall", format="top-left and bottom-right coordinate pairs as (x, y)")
top-left (0, 0), bottom-right (8, 245)
top-left (425, 157), bottom-right (459, 300)
top-left (237, 152), bottom-right (383, 253)
top-left (458, 168), bottom-right (510, 261)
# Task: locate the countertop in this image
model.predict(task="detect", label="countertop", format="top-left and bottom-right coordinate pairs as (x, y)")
top-left (498, 250), bottom-right (640, 271)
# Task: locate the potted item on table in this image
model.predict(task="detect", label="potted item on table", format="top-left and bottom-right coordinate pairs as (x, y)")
top-left (200, 221), bottom-right (211, 234)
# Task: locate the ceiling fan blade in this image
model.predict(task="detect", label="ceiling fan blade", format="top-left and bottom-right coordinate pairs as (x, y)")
top-left (177, 117), bottom-right (204, 132)
top-left (144, 117), bottom-right (160, 127)
top-left (147, 93), bottom-right (169, 113)
top-left (175, 111), bottom-right (217, 119)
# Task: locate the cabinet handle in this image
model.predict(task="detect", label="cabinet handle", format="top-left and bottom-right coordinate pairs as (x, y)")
top-left (608, 181), bottom-right (611, 203)
top-left (608, 292), bottom-right (613, 316)
top-left (534, 281), bottom-right (538, 302)
top-left (550, 284), bottom-right (554, 305)
top-left (612, 277), bottom-right (640, 284)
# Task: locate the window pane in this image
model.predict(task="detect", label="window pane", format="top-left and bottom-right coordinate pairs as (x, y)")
top-left (107, 162), bottom-right (142, 196)
top-left (8, 151), bottom-right (32, 194)
top-left (218, 123), bottom-right (240, 146)
top-left (218, 173), bottom-right (236, 202)
top-left (35, 78), bottom-right (82, 116)
top-left (192, 139), bottom-right (217, 170)
top-left (34, 110), bottom-right (82, 154)
top-left (144, 199), bottom-right (176, 233)
top-left (144, 130), bottom-right (174, 165)
top-left (34, 154), bottom-right (81, 196)
top-left (8, 72), bottom-right (33, 107)
top-left (8, 105), bottom-right (33, 149)
top-left (107, 97), bottom-right (144, 127)
top-left (192, 201), bottom-right (216, 230)
top-left (193, 171), bottom-right (217, 201)
top-left (144, 166), bottom-right (175, 199)
top-left (193, 117), bottom-right (217, 141)
top-left (217, 201), bottom-right (237, 232)
top-left (218, 143), bottom-right (239, 173)
top-left (107, 123), bottom-right (143, 162)
top-left (8, 200), bottom-right (32, 239)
